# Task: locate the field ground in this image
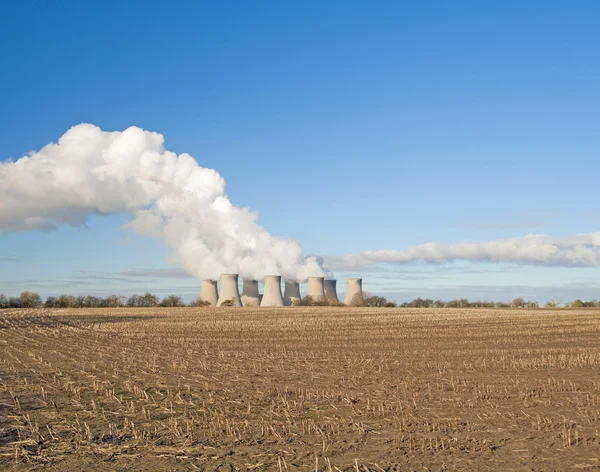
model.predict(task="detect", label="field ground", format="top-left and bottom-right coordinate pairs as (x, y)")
top-left (1, 307), bottom-right (600, 471)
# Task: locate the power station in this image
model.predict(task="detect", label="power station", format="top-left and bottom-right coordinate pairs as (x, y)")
top-left (200, 275), bottom-right (364, 307)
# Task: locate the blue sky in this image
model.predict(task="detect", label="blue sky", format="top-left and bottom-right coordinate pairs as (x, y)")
top-left (1, 1), bottom-right (599, 302)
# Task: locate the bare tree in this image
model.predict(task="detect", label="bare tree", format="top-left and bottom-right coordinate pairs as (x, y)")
top-left (544, 298), bottom-right (562, 308)
top-left (566, 299), bottom-right (584, 308)
top-left (45, 296), bottom-right (58, 308)
top-left (140, 293), bottom-right (159, 307)
top-left (190, 297), bottom-right (211, 307)
top-left (74, 296), bottom-right (86, 308)
top-left (349, 292), bottom-right (365, 307)
top-left (105, 295), bottom-right (125, 307)
top-left (512, 297), bottom-right (526, 308)
top-left (127, 294), bottom-right (141, 307)
top-left (161, 295), bottom-right (184, 307)
top-left (19, 291), bottom-right (42, 308)
top-left (57, 294), bottom-right (76, 308)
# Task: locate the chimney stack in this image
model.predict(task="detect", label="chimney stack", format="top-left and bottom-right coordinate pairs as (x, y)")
top-left (344, 278), bottom-right (363, 306)
top-left (199, 279), bottom-right (218, 306)
top-left (217, 273), bottom-right (242, 307)
top-left (241, 278), bottom-right (260, 306)
top-left (260, 275), bottom-right (284, 307)
top-left (283, 279), bottom-right (301, 306)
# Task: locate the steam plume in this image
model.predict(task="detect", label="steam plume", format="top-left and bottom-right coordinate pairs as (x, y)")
top-left (0, 124), bottom-right (323, 280)
top-left (325, 233), bottom-right (600, 269)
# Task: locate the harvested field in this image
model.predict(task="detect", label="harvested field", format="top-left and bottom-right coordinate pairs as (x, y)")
top-left (1, 307), bottom-right (600, 471)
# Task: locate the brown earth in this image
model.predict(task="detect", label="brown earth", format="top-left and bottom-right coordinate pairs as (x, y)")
top-left (1, 307), bottom-right (600, 471)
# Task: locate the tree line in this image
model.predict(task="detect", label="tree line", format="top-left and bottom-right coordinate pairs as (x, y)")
top-left (0, 291), bottom-right (598, 310)
top-left (362, 296), bottom-right (600, 309)
top-left (0, 291), bottom-right (210, 309)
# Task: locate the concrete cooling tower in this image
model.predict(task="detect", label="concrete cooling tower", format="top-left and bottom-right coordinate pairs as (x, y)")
top-left (260, 275), bottom-right (284, 307)
top-left (344, 278), bottom-right (363, 305)
top-left (283, 279), bottom-right (301, 306)
top-left (217, 273), bottom-right (242, 307)
top-left (307, 276), bottom-right (325, 300)
top-left (241, 278), bottom-right (260, 306)
top-left (323, 279), bottom-right (339, 302)
top-left (200, 279), bottom-right (219, 306)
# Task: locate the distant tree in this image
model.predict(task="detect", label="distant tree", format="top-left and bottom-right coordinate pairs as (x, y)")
top-left (84, 295), bottom-right (101, 308)
top-left (0, 294), bottom-right (8, 309)
top-left (471, 300), bottom-right (493, 308)
top-left (45, 296), bottom-right (58, 308)
top-left (363, 295), bottom-right (391, 307)
top-left (410, 298), bottom-right (434, 308)
top-left (19, 291), bottom-right (42, 308)
top-left (9, 297), bottom-right (22, 308)
top-left (434, 299), bottom-right (445, 308)
top-left (57, 294), bottom-right (75, 308)
top-left (323, 294), bottom-right (343, 306)
top-left (512, 297), bottom-right (526, 308)
top-left (105, 295), bottom-right (125, 307)
top-left (190, 297), bottom-right (211, 307)
top-left (349, 292), bottom-right (365, 307)
top-left (567, 299), bottom-right (584, 308)
top-left (300, 295), bottom-right (315, 306)
top-left (161, 295), bottom-right (184, 307)
top-left (74, 296), bottom-right (86, 308)
top-left (220, 298), bottom-right (236, 307)
top-left (126, 294), bottom-right (141, 307)
top-left (525, 301), bottom-right (539, 309)
top-left (139, 293), bottom-right (159, 307)
top-left (403, 298), bottom-right (420, 308)
top-left (405, 297), bottom-right (422, 308)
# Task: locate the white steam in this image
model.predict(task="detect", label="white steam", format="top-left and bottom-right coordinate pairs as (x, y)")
top-left (0, 123), bottom-right (323, 281)
top-left (325, 233), bottom-right (600, 269)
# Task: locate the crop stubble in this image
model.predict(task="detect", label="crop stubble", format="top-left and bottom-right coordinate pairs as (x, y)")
top-left (1, 307), bottom-right (600, 470)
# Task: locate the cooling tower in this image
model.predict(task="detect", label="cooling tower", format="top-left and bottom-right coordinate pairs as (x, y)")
top-left (283, 279), bottom-right (301, 306)
top-left (217, 273), bottom-right (242, 307)
top-left (307, 276), bottom-right (325, 301)
top-left (260, 275), bottom-right (284, 307)
top-left (323, 279), bottom-right (339, 302)
top-left (200, 279), bottom-right (219, 306)
top-left (241, 278), bottom-right (260, 306)
top-left (344, 278), bottom-right (363, 305)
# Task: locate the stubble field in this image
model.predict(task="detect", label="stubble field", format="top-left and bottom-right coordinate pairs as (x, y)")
top-left (1, 307), bottom-right (600, 471)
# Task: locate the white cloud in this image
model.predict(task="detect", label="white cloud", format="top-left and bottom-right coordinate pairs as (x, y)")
top-left (325, 233), bottom-right (600, 269)
top-left (0, 124), bottom-right (323, 281)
